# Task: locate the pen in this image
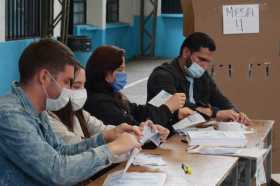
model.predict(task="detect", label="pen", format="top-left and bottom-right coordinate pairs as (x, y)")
top-left (181, 163), bottom-right (192, 175)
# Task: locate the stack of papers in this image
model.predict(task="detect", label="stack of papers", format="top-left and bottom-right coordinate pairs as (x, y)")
top-left (132, 153), bottom-right (167, 166)
top-left (185, 131), bottom-right (247, 147)
top-left (148, 90), bottom-right (172, 107)
top-left (173, 112), bottom-right (206, 131)
top-left (188, 146), bottom-right (268, 159)
top-left (188, 146), bottom-right (241, 155)
top-left (216, 121), bottom-right (247, 132)
top-left (103, 171), bottom-right (167, 186)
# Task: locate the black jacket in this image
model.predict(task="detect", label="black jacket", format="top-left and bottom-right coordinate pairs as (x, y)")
top-left (84, 82), bottom-right (173, 129)
top-left (147, 58), bottom-right (236, 113)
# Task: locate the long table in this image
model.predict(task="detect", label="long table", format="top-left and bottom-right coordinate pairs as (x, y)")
top-left (88, 120), bottom-right (274, 186)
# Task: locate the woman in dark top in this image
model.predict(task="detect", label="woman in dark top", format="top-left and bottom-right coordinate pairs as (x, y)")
top-left (84, 45), bottom-right (192, 130)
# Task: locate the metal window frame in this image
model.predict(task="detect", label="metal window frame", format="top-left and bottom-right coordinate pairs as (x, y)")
top-left (161, 0), bottom-right (182, 14)
top-left (5, 0), bottom-right (53, 41)
top-left (73, 0), bottom-right (87, 25)
top-left (106, 0), bottom-right (119, 23)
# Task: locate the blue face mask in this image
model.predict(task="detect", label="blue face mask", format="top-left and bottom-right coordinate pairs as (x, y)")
top-left (112, 72), bottom-right (127, 92)
top-left (186, 61), bottom-right (205, 78)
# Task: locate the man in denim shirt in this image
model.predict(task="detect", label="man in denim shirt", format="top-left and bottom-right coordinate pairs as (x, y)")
top-left (0, 39), bottom-right (141, 186)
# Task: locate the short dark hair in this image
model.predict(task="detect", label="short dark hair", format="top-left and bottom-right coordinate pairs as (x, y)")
top-left (19, 38), bottom-right (78, 84)
top-left (179, 32), bottom-right (216, 56)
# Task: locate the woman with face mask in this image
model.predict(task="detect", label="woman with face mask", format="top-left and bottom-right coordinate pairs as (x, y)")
top-left (47, 63), bottom-right (142, 145)
top-left (47, 63), bottom-right (169, 149)
top-left (84, 45), bottom-right (191, 133)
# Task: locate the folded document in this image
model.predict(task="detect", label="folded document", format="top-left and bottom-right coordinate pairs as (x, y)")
top-left (173, 112), bottom-right (206, 131)
top-left (185, 131), bottom-right (247, 147)
top-left (103, 171), bottom-right (167, 186)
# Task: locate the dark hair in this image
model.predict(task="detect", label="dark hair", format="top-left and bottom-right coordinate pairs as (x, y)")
top-left (54, 63), bottom-right (90, 138)
top-left (179, 32), bottom-right (216, 56)
top-left (85, 45), bottom-right (125, 90)
top-left (19, 38), bottom-right (77, 84)
top-left (85, 45), bottom-right (129, 111)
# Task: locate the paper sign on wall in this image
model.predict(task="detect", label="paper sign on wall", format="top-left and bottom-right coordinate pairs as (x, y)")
top-left (223, 4), bottom-right (259, 34)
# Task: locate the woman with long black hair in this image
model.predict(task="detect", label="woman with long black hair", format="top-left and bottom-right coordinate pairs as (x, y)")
top-left (84, 45), bottom-right (193, 131)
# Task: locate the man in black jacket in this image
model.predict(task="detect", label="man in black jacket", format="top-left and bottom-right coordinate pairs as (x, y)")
top-left (147, 32), bottom-right (250, 125)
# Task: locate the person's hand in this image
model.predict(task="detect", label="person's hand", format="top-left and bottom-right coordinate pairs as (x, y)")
top-left (178, 107), bottom-right (195, 120)
top-left (103, 123), bottom-right (143, 142)
top-left (107, 133), bottom-right (141, 155)
top-left (140, 120), bottom-right (170, 143)
top-left (164, 93), bottom-right (186, 113)
top-left (154, 124), bottom-right (170, 142)
top-left (196, 107), bottom-right (213, 117)
top-left (216, 109), bottom-right (240, 122)
top-left (238, 112), bottom-right (252, 126)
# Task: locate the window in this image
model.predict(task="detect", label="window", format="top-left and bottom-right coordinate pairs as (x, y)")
top-left (106, 0), bottom-right (119, 23)
top-left (161, 0), bottom-right (182, 14)
top-left (5, 0), bottom-right (53, 40)
top-left (73, 0), bottom-right (86, 25)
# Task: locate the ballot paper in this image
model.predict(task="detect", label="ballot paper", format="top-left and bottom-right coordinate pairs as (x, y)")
top-left (256, 156), bottom-right (266, 186)
top-left (188, 146), bottom-right (268, 185)
top-left (123, 148), bottom-right (140, 174)
top-left (139, 125), bottom-right (161, 146)
top-left (179, 126), bottom-right (215, 135)
top-left (122, 125), bottom-right (161, 175)
top-left (217, 121), bottom-right (247, 131)
top-left (148, 90), bottom-right (172, 107)
top-left (103, 171), bottom-right (167, 186)
top-left (188, 146), bottom-right (241, 155)
top-left (173, 112), bottom-right (206, 131)
top-left (132, 153), bottom-right (167, 166)
top-left (185, 131), bottom-right (247, 147)
top-left (188, 146), bottom-right (268, 158)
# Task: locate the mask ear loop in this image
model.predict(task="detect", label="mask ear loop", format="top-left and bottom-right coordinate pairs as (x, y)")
top-left (46, 71), bottom-right (63, 92)
top-left (41, 71), bottom-right (53, 100)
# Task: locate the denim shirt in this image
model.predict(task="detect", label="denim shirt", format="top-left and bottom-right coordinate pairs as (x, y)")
top-left (0, 82), bottom-right (113, 186)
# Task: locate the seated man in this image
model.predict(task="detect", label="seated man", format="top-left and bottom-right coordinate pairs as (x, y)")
top-left (0, 39), bottom-right (142, 186)
top-left (147, 32), bottom-right (250, 125)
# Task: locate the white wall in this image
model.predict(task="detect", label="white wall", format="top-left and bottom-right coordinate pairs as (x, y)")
top-left (119, 0), bottom-right (134, 24)
top-left (0, 0), bottom-right (5, 41)
top-left (119, 0), bottom-right (162, 25)
top-left (87, 0), bottom-right (106, 29)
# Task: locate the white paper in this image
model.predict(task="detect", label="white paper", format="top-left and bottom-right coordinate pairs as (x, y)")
top-left (223, 4), bottom-right (259, 34)
top-left (256, 156), bottom-right (266, 186)
top-left (132, 153), bottom-right (167, 166)
top-left (140, 125), bottom-right (160, 146)
top-left (122, 125), bottom-right (161, 175)
top-left (189, 146), bottom-right (268, 158)
top-left (178, 126), bottom-right (215, 136)
top-left (188, 146), bottom-right (241, 155)
top-left (103, 171), bottom-right (167, 186)
top-left (235, 147), bottom-right (268, 159)
top-left (148, 90), bottom-right (172, 107)
top-left (185, 131), bottom-right (247, 147)
top-left (123, 148), bottom-right (140, 175)
top-left (217, 121), bottom-right (247, 132)
top-left (173, 112), bottom-right (206, 131)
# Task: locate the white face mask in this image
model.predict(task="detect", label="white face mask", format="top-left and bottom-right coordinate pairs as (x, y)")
top-left (43, 72), bottom-right (72, 111)
top-left (186, 61), bottom-right (205, 78)
top-left (46, 88), bottom-right (71, 111)
top-left (70, 88), bottom-right (87, 111)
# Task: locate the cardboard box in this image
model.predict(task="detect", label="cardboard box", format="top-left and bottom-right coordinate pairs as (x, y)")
top-left (181, 0), bottom-right (280, 171)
